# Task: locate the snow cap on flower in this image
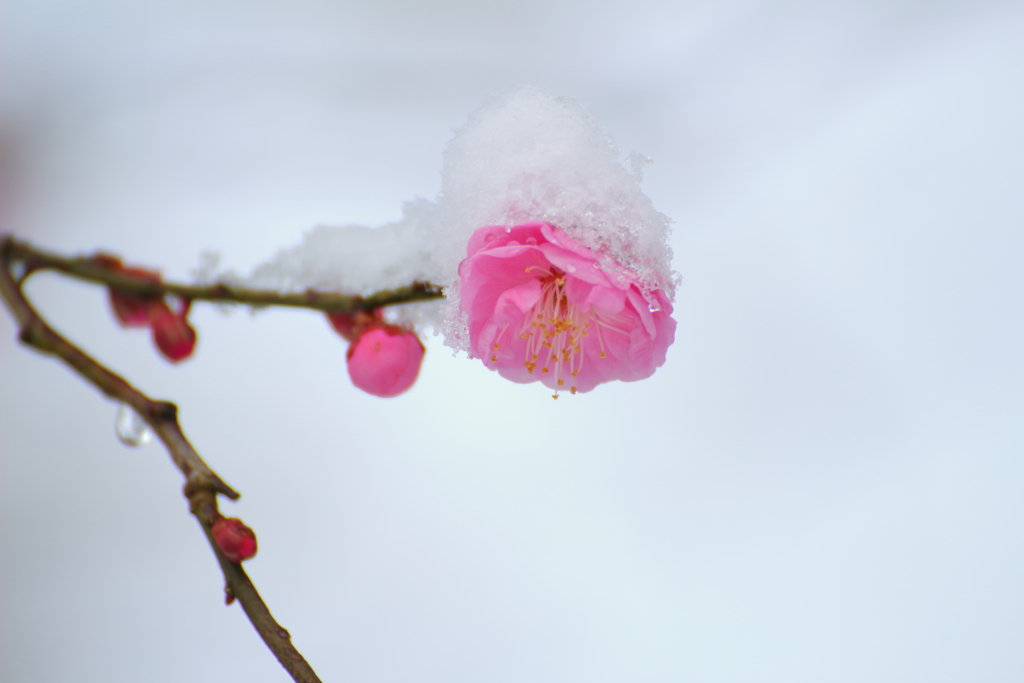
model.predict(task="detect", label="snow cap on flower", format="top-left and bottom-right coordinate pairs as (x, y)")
top-left (232, 84), bottom-right (675, 364)
top-left (437, 84), bottom-right (676, 351)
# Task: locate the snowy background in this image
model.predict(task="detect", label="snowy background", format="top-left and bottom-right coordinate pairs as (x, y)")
top-left (2, 1), bottom-right (1023, 682)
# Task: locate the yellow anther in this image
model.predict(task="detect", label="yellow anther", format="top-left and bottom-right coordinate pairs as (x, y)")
top-left (570, 386), bottom-right (577, 394)
top-left (557, 379), bottom-right (564, 386)
top-left (571, 370), bottom-right (579, 376)
top-left (600, 352), bottom-right (607, 358)
top-left (493, 343), bottom-right (500, 350)
top-left (491, 355), bottom-right (497, 362)
top-left (552, 394), bottom-right (559, 400)
top-left (542, 368), bottom-right (549, 374)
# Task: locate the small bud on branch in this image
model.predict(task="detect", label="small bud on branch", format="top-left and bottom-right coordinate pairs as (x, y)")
top-left (212, 517), bottom-right (258, 563)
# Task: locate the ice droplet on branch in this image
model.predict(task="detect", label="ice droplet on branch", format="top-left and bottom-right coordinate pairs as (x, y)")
top-left (115, 403), bottom-right (152, 447)
top-left (9, 259), bottom-right (27, 282)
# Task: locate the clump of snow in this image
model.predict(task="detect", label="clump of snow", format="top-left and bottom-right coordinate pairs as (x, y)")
top-left (436, 84), bottom-right (676, 350)
top-left (207, 199), bottom-right (445, 328)
top-left (248, 198), bottom-right (442, 296)
top-left (223, 84), bottom-right (675, 348)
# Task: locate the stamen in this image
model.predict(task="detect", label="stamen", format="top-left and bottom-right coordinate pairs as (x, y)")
top-left (495, 268), bottom-right (618, 396)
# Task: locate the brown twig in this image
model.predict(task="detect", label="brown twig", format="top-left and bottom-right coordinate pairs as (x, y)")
top-left (0, 234), bottom-right (378, 683)
top-left (4, 235), bottom-right (444, 312)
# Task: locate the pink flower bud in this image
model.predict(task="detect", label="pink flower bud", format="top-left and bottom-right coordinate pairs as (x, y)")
top-left (346, 324), bottom-right (425, 397)
top-left (103, 262), bottom-right (164, 328)
top-left (110, 289), bottom-right (159, 327)
top-left (211, 517), bottom-right (257, 563)
top-left (325, 309), bottom-right (380, 342)
top-left (150, 303), bottom-right (197, 363)
top-left (326, 311), bottom-right (356, 340)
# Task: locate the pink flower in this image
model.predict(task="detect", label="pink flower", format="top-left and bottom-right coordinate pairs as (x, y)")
top-left (346, 323), bottom-right (425, 398)
top-left (458, 222), bottom-right (675, 395)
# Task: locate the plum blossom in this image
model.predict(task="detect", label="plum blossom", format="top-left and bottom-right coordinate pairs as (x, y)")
top-left (458, 222), bottom-right (675, 395)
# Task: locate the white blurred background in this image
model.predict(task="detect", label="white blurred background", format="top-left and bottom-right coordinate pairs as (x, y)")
top-left (2, 1), bottom-right (1022, 681)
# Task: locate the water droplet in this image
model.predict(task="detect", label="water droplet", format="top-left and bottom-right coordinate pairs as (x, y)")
top-left (10, 260), bottom-right (27, 281)
top-left (648, 302), bottom-right (661, 313)
top-left (505, 226), bottom-right (512, 233)
top-left (565, 264), bottom-right (577, 273)
top-left (115, 403), bottom-right (152, 447)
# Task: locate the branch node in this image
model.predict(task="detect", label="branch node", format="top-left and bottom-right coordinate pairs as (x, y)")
top-left (147, 401), bottom-right (178, 422)
top-left (17, 317), bottom-right (45, 346)
top-left (185, 484), bottom-right (219, 513)
top-left (185, 476), bottom-right (241, 506)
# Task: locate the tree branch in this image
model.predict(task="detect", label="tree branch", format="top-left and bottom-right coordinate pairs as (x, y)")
top-left (4, 235), bottom-right (444, 312)
top-left (0, 234), bottom-right (354, 683)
